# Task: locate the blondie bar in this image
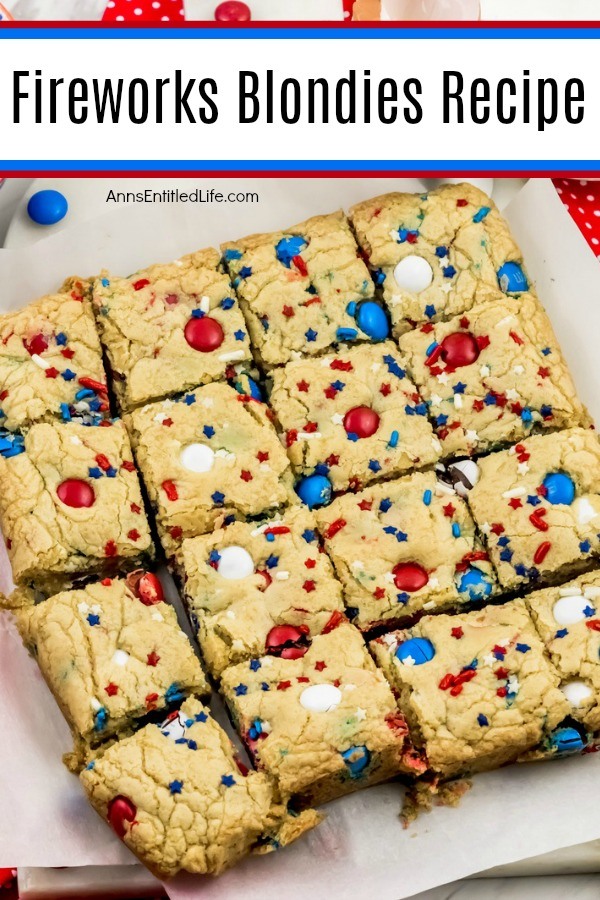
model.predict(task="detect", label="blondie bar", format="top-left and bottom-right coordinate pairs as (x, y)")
top-left (526, 572), bottom-right (600, 735)
top-left (80, 697), bottom-right (319, 879)
top-left (17, 574), bottom-right (208, 759)
top-left (126, 382), bottom-right (294, 555)
top-left (467, 428), bottom-right (600, 590)
top-left (222, 211), bottom-right (386, 367)
top-left (92, 250), bottom-right (251, 410)
top-left (399, 293), bottom-right (589, 457)
top-left (176, 507), bottom-right (345, 678)
top-left (221, 623), bottom-right (426, 806)
top-left (0, 278), bottom-right (109, 431)
top-left (349, 183), bottom-right (529, 336)
top-left (269, 341), bottom-right (441, 492)
top-left (370, 600), bottom-right (571, 778)
top-left (0, 420), bottom-right (153, 590)
top-left (315, 472), bottom-right (497, 631)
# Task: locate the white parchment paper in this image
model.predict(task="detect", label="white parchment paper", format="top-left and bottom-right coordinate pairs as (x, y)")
top-left (1, 178), bottom-right (600, 898)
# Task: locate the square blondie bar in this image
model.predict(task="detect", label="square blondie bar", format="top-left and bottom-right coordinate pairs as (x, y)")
top-left (270, 341), bottom-right (440, 492)
top-left (370, 600), bottom-right (570, 778)
top-left (315, 472), bottom-right (497, 631)
top-left (467, 428), bottom-right (600, 590)
top-left (176, 507), bottom-right (345, 678)
top-left (526, 571), bottom-right (600, 735)
top-left (399, 293), bottom-right (589, 457)
top-left (350, 183), bottom-right (530, 336)
top-left (0, 420), bottom-right (153, 591)
top-left (222, 211), bottom-right (386, 367)
top-left (93, 250), bottom-right (251, 410)
top-left (17, 574), bottom-right (208, 759)
top-left (0, 278), bottom-right (109, 431)
top-left (221, 623), bottom-right (426, 806)
top-left (126, 382), bottom-right (294, 555)
top-left (80, 697), bottom-right (320, 879)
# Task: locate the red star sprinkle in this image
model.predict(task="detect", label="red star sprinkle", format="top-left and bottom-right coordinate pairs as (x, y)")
top-left (45, 367), bottom-right (59, 379)
top-left (169, 526), bottom-right (183, 540)
top-left (146, 651), bottom-right (160, 667)
top-left (277, 681), bottom-right (292, 691)
top-left (330, 359), bottom-right (353, 372)
top-left (380, 383), bottom-right (391, 396)
top-left (325, 454), bottom-right (340, 467)
top-left (162, 417), bottom-right (173, 427)
top-left (451, 627), bottom-right (463, 639)
top-left (297, 676), bottom-right (310, 683)
top-left (286, 429), bottom-right (298, 447)
top-left (104, 540), bottom-right (117, 557)
top-left (130, 502), bottom-right (141, 514)
top-left (358, 499), bottom-right (373, 511)
top-left (145, 692), bottom-right (159, 709)
top-left (315, 661), bottom-right (327, 671)
top-left (127, 529), bottom-right (140, 542)
top-left (490, 523), bottom-right (505, 535)
top-left (61, 348), bottom-right (75, 359)
top-left (121, 460), bottom-right (136, 471)
top-left (304, 422), bottom-right (318, 433)
top-left (459, 316), bottom-right (470, 329)
top-left (257, 451), bottom-right (269, 463)
top-left (304, 558), bottom-right (316, 569)
top-left (240, 470), bottom-right (253, 482)
top-left (495, 667), bottom-right (509, 680)
top-left (324, 385), bottom-right (338, 400)
top-left (538, 367), bottom-right (550, 379)
top-left (374, 586), bottom-right (386, 599)
top-left (508, 498), bottom-right (523, 510)
top-left (282, 305), bottom-right (295, 318)
top-left (296, 380), bottom-right (309, 392)
top-left (105, 683), bottom-right (119, 696)
top-left (443, 503), bottom-right (456, 517)
top-left (303, 580), bottom-right (316, 592)
top-left (457, 198), bottom-right (468, 207)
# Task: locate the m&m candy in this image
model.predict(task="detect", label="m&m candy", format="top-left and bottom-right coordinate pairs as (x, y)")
top-left (392, 561), bottom-right (428, 593)
top-left (497, 261), bottom-right (528, 293)
top-left (355, 301), bottom-right (390, 341)
top-left (395, 637), bottom-right (435, 665)
top-left (184, 316), bottom-right (224, 352)
top-left (393, 256), bottom-right (433, 293)
top-left (57, 479), bottom-right (95, 508)
top-left (343, 406), bottom-right (380, 439)
top-left (214, 1), bottom-right (251, 21)
top-left (440, 331), bottom-right (480, 368)
top-left (543, 472), bottom-right (576, 506)
top-left (27, 189), bottom-right (69, 226)
top-left (296, 473), bottom-right (333, 510)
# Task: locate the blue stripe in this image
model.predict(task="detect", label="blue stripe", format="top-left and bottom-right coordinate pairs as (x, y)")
top-left (2, 160), bottom-right (599, 171)
top-left (1, 26), bottom-right (600, 39)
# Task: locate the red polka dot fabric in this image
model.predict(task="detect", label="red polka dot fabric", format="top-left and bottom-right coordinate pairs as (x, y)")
top-left (553, 178), bottom-right (600, 260)
top-left (103, 0), bottom-right (184, 21)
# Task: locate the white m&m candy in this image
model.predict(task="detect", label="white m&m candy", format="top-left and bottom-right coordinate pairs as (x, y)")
top-left (217, 545), bottom-right (255, 580)
top-left (299, 683), bottom-right (342, 713)
top-left (180, 442), bottom-right (215, 473)
top-left (561, 680), bottom-right (593, 708)
top-left (552, 594), bottom-right (592, 625)
top-left (393, 256), bottom-right (433, 293)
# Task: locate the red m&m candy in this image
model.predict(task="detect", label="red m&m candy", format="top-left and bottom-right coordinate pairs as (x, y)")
top-left (392, 562), bottom-right (429, 593)
top-left (343, 406), bottom-right (380, 439)
top-left (265, 624), bottom-right (310, 659)
top-left (184, 316), bottom-right (224, 352)
top-left (107, 795), bottom-right (137, 838)
top-left (440, 332), bottom-right (479, 368)
top-left (130, 571), bottom-right (164, 606)
top-left (57, 479), bottom-right (95, 508)
top-left (214, 1), bottom-right (251, 21)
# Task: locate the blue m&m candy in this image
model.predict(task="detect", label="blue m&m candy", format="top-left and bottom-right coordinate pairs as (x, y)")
top-left (295, 473), bottom-right (332, 510)
top-left (543, 472), bottom-right (576, 506)
top-left (549, 726), bottom-right (585, 755)
top-left (355, 301), bottom-right (390, 341)
top-left (340, 744), bottom-right (370, 777)
top-left (27, 190), bottom-right (69, 226)
top-left (395, 637), bottom-right (435, 666)
top-left (497, 261), bottom-right (528, 293)
top-left (456, 567), bottom-right (494, 601)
